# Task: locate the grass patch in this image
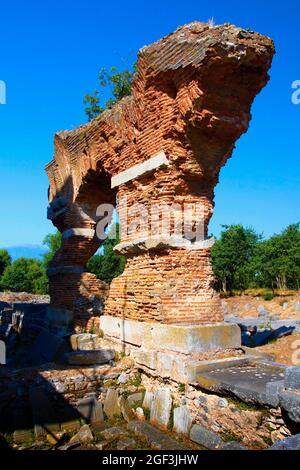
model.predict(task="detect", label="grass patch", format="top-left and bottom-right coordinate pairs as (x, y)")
top-left (129, 372), bottom-right (142, 387)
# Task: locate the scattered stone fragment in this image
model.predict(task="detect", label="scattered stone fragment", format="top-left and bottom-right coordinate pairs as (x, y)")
top-left (218, 398), bottom-right (228, 408)
top-left (101, 426), bottom-right (127, 441)
top-left (268, 433), bottom-right (300, 450)
top-left (135, 407), bottom-right (145, 421)
top-left (190, 425), bottom-right (223, 450)
top-left (64, 349), bottom-right (115, 366)
top-left (70, 333), bottom-right (98, 351)
top-left (173, 406), bottom-right (192, 435)
top-left (221, 441), bottom-right (248, 450)
top-left (119, 396), bottom-right (135, 422)
top-left (117, 437), bottom-right (136, 450)
top-left (279, 390), bottom-right (300, 422)
top-left (103, 388), bottom-right (121, 419)
top-left (77, 396), bottom-right (104, 424)
top-left (69, 424), bottom-right (94, 444)
top-left (284, 366), bottom-right (300, 390)
top-left (117, 372), bottom-right (129, 384)
top-left (128, 420), bottom-right (185, 450)
top-left (150, 388), bottom-right (172, 429)
top-left (127, 392), bottom-right (143, 407)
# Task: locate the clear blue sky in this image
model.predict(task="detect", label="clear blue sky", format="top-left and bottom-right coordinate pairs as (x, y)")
top-left (0, 0), bottom-right (299, 247)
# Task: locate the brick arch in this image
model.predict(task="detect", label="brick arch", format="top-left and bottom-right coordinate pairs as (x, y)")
top-left (46, 22), bottom-right (274, 330)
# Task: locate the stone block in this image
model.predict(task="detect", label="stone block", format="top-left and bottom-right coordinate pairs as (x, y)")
top-left (268, 433), bottom-right (300, 450)
top-left (133, 349), bottom-right (157, 370)
top-left (284, 366), bottom-right (300, 390)
top-left (279, 390), bottom-right (300, 423)
top-left (143, 391), bottom-right (154, 410)
top-left (150, 388), bottom-right (172, 429)
top-left (265, 380), bottom-right (285, 407)
top-left (65, 349), bottom-right (115, 365)
top-left (69, 424), bottom-right (93, 444)
top-left (70, 333), bottom-right (98, 351)
top-left (103, 388), bottom-right (121, 419)
top-left (127, 392), bottom-right (144, 407)
top-left (100, 315), bottom-right (151, 346)
top-left (221, 441), bottom-right (247, 450)
top-left (151, 323), bottom-right (241, 353)
top-left (128, 420), bottom-right (185, 450)
top-left (190, 424), bottom-right (223, 449)
top-left (77, 396), bottom-right (104, 424)
top-left (119, 396), bottom-right (135, 422)
top-left (173, 406), bottom-right (192, 435)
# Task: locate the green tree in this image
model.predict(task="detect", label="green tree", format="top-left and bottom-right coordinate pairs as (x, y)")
top-left (0, 258), bottom-right (47, 294)
top-left (0, 249), bottom-right (11, 277)
top-left (84, 66), bottom-right (135, 121)
top-left (87, 223), bottom-right (125, 283)
top-left (212, 225), bottom-right (261, 294)
top-left (43, 231), bottom-right (62, 267)
top-left (253, 223), bottom-right (300, 291)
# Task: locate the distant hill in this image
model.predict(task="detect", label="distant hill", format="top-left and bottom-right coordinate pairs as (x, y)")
top-left (4, 245), bottom-right (48, 261)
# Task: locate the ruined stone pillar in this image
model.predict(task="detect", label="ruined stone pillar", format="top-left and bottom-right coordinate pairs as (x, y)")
top-left (46, 22), bottom-right (274, 357)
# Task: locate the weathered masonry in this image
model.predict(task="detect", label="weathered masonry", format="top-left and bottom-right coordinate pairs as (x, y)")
top-left (46, 22), bottom-right (274, 363)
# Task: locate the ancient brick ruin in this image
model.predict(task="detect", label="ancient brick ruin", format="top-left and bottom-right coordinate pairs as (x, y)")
top-left (46, 22), bottom-right (274, 341)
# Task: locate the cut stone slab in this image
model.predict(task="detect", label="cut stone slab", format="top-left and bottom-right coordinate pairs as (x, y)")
top-left (128, 420), bottom-right (186, 450)
top-left (284, 366), bottom-right (300, 390)
top-left (196, 360), bottom-right (286, 406)
top-left (150, 388), bottom-right (172, 429)
top-left (70, 333), bottom-right (98, 351)
top-left (173, 406), bottom-right (192, 435)
top-left (65, 349), bottom-right (115, 365)
top-left (119, 396), bottom-right (135, 422)
top-left (150, 322), bottom-right (241, 353)
top-left (190, 424), bottom-right (223, 450)
top-left (77, 396), bottom-right (104, 424)
top-left (221, 441), bottom-right (248, 450)
top-left (143, 391), bottom-right (154, 410)
top-left (100, 316), bottom-right (241, 353)
top-left (268, 433), bottom-right (300, 450)
top-left (127, 392), bottom-right (143, 407)
top-left (103, 388), bottom-right (121, 419)
top-left (279, 390), bottom-right (300, 423)
top-left (69, 424), bottom-right (93, 444)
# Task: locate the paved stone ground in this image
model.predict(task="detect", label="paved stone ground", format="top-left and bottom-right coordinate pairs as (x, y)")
top-left (197, 361), bottom-right (286, 406)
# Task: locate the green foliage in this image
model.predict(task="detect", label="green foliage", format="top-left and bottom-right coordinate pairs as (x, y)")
top-left (251, 223), bottom-right (300, 291)
top-left (212, 223), bottom-right (300, 293)
top-left (43, 231), bottom-right (62, 267)
top-left (0, 257), bottom-right (47, 294)
top-left (84, 66), bottom-right (136, 121)
top-left (0, 249), bottom-right (11, 276)
top-left (212, 225), bottom-right (261, 294)
top-left (263, 292), bottom-right (274, 301)
top-left (87, 223), bottom-right (125, 283)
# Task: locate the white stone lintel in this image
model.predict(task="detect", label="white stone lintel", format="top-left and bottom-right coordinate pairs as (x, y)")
top-left (62, 228), bottom-right (95, 239)
top-left (111, 150), bottom-right (169, 188)
top-left (114, 235), bottom-right (215, 254)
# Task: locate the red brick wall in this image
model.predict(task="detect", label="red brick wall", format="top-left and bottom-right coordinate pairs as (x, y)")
top-left (45, 22), bottom-right (274, 327)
